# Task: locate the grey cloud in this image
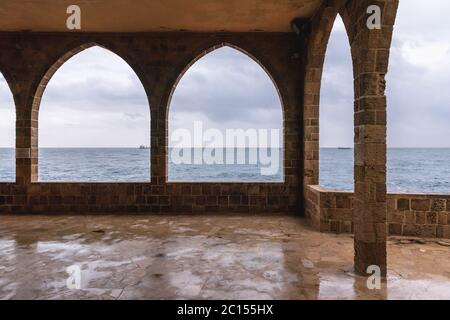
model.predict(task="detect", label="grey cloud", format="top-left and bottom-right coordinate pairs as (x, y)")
top-left (4, 0), bottom-right (450, 148)
top-left (42, 76), bottom-right (149, 112)
top-left (319, 17), bottom-right (354, 148)
top-left (320, 5), bottom-right (450, 148)
top-left (123, 112), bottom-right (145, 120)
top-left (40, 47), bottom-right (149, 116)
top-left (0, 74), bottom-right (15, 110)
top-left (169, 47), bottom-right (282, 127)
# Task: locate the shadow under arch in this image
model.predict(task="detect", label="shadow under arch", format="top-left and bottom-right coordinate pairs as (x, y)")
top-left (165, 42), bottom-right (286, 182)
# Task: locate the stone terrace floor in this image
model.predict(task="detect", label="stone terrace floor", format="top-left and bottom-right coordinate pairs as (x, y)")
top-left (0, 215), bottom-right (449, 300)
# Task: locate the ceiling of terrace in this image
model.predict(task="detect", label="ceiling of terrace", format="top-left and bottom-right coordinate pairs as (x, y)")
top-left (0, 0), bottom-right (322, 33)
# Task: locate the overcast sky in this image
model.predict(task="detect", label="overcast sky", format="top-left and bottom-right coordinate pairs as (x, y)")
top-left (0, 0), bottom-right (449, 148)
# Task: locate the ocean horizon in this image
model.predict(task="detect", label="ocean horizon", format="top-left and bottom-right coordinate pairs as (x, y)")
top-left (0, 147), bottom-right (449, 193)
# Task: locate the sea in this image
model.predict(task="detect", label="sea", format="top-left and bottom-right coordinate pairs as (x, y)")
top-left (0, 148), bottom-right (449, 193)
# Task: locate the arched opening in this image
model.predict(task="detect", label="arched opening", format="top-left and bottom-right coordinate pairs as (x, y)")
top-left (387, 0), bottom-right (450, 193)
top-left (38, 46), bottom-right (150, 182)
top-left (168, 46), bottom-right (283, 182)
top-left (0, 72), bottom-right (15, 182)
top-left (319, 16), bottom-right (354, 191)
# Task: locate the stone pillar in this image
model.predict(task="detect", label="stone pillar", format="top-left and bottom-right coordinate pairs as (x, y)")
top-left (15, 88), bottom-right (38, 185)
top-left (303, 3), bottom-right (339, 222)
top-left (150, 91), bottom-right (167, 185)
top-left (303, 5), bottom-right (338, 191)
top-left (344, 0), bottom-right (399, 276)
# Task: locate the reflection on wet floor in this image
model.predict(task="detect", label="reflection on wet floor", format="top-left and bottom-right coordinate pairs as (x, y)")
top-left (0, 215), bottom-right (449, 300)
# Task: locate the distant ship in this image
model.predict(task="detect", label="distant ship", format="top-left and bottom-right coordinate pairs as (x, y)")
top-left (338, 147), bottom-right (351, 150)
top-left (139, 145), bottom-right (150, 149)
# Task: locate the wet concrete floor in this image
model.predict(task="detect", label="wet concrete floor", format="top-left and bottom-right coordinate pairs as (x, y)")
top-left (0, 215), bottom-right (449, 300)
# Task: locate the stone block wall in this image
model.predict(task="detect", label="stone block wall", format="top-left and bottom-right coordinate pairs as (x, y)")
top-left (0, 182), bottom-right (294, 214)
top-left (0, 32), bottom-right (304, 214)
top-left (306, 185), bottom-right (450, 239)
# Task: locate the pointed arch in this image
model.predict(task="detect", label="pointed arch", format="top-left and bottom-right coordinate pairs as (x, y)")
top-left (32, 42), bottom-right (150, 115)
top-left (167, 45), bottom-right (284, 182)
top-left (302, 0), bottom-right (357, 190)
top-left (37, 45), bottom-right (151, 182)
top-left (319, 15), bottom-right (354, 191)
top-left (167, 43), bottom-right (285, 117)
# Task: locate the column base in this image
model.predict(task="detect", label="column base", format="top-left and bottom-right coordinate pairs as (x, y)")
top-left (354, 239), bottom-right (387, 277)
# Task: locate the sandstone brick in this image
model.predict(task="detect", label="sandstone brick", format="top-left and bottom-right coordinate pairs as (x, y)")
top-left (319, 220), bottom-right (331, 233)
top-left (330, 220), bottom-right (340, 233)
top-left (206, 196), bottom-right (217, 206)
top-left (426, 212), bottom-right (437, 225)
top-left (437, 225), bottom-right (450, 238)
top-left (388, 223), bottom-right (402, 236)
top-left (388, 211), bottom-right (404, 224)
top-left (415, 212), bottom-right (426, 225)
top-left (437, 212), bottom-right (447, 225)
top-left (403, 224), bottom-right (421, 237)
top-left (411, 199), bottom-right (430, 211)
top-left (404, 212), bottom-right (415, 224)
top-left (342, 221), bottom-right (353, 234)
top-left (229, 196), bottom-right (240, 206)
top-left (396, 198), bottom-right (410, 211)
top-left (336, 195), bottom-right (351, 209)
top-left (431, 199), bottom-right (446, 212)
top-left (422, 225), bottom-right (437, 238)
top-left (218, 196), bottom-right (228, 206)
top-left (387, 198), bottom-right (396, 211)
top-left (320, 193), bottom-right (336, 208)
top-left (335, 209), bottom-right (352, 221)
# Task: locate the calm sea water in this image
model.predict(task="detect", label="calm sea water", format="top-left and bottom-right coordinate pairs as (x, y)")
top-left (0, 148), bottom-right (449, 193)
top-left (320, 148), bottom-right (450, 193)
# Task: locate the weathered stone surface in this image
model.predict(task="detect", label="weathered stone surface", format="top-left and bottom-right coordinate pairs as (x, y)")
top-left (397, 198), bottom-right (410, 211)
top-left (411, 199), bottom-right (431, 212)
top-left (306, 186), bottom-right (450, 240)
top-left (431, 199), bottom-right (446, 212)
top-left (1, 215), bottom-right (449, 300)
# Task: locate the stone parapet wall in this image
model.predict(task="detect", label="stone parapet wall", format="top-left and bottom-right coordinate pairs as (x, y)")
top-left (306, 185), bottom-right (450, 239)
top-left (0, 182), bottom-right (295, 214)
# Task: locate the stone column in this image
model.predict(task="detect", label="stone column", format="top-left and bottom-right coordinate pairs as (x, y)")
top-left (15, 87), bottom-right (38, 185)
top-left (303, 3), bottom-right (339, 223)
top-left (303, 5), bottom-right (338, 190)
top-left (150, 90), bottom-right (167, 185)
top-left (344, 0), bottom-right (399, 276)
